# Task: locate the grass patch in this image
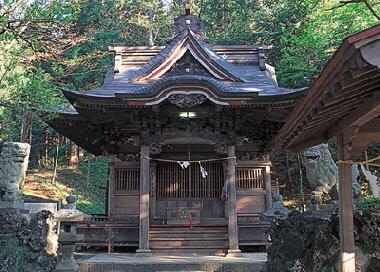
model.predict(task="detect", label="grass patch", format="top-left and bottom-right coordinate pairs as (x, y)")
top-left (24, 156), bottom-right (109, 214)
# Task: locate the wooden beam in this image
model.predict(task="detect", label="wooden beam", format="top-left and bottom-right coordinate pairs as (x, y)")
top-left (337, 133), bottom-right (355, 272)
top-left (296, 76), bottom-right (380, 136)
top-left (136, 145), bottom-right (152, 256)
top-left (285, 133), bottom-right (329, 153)
top-left (329, 90), bottom-right (380, 139)
top-left (275, 44), bottom-right (357, 144)
top-left (358, 117), bottom-right (380, 133)
top-left (319, 97), bottom-right (367, 118)
top-left (226, 145), bottom-right (241, 257)
top-left (281, 77), bottom-right (379, 152)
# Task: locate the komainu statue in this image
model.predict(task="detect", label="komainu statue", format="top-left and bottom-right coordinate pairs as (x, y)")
top-left (302, 143), bottom-right (360, 204)
top-left (0, 142), bottom-right (30, 207)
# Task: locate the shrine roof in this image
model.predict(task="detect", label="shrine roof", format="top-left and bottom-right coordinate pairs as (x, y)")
top-left (274, 24), bottom-right (380, 155)
top-left (67, 73), bottom-right (299, 99)
top-left (62, 13), bottom-right (301, 101)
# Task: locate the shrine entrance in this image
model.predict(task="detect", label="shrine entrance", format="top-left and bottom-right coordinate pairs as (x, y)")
top-left (154, 161), bottom-right (226, 225)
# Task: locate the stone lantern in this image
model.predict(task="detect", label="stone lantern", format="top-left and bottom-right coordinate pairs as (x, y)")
top-left (263, 194), bottom-right (291, 220)
top-left (53, 195), bottom-right (88, 272)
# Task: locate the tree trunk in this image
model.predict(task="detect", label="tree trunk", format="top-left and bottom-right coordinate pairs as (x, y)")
top-left (148, 9), bottom-right (155, 46)
top-left (20, 111), bottom-right (32, 144)
top-left (52, 137), bottom-right (59, 184)
top-left (67, 141), bottom-right (78, 168)
top-left (285, 154), bottom-right (293, 185)
top-left (86, 159), bottom-right (91, 191)
top-left (297, 153), bottom-right (305, 212)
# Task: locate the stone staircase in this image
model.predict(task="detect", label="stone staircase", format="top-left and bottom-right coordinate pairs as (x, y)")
top-left (149, 225), bottom-right (229, 256)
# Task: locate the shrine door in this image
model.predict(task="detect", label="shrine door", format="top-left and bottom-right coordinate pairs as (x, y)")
top-left (153, 161), bottom-right (225, 224)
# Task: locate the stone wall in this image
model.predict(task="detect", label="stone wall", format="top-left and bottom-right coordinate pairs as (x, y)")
top-left (0, 210), bottom-right (57, 272)
top-left (266, 208), bottom-right (380, 272)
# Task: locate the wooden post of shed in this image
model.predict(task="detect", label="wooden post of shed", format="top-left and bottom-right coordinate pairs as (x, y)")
top-left (337, 134), bottom-right (355, 272)
top-left (136, 145), bottom-right (152, 256)
top-left (265, 164), bottom-right (272, 210)
top-left (226, 145), bottom-right (241, 257)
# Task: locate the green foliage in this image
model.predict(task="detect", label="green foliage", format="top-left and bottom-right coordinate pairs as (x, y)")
top-left (60, 156), bottom-right (110, 214)
top-left (56, 0), bottom-right (172, 90)
top-left (357, 197), bottom-right (380, 212)
top-left (0, 240), bottom-right (28, 272)
top-left (24, 156), bottom-right (109, 214)
top-left (192, 0), bottom-right (258, 45)
top-left (254, 0), bottom-right (379, 88)
top-left (0, 0), bottom-right (173, 142)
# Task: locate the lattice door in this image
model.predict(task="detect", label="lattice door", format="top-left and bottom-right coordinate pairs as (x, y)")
top-left (156, 161), bottom-right (224, 199)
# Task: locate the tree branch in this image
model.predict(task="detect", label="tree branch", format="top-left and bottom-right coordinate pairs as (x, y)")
top-left (362, 0), bottom-right (380, 20)
top-left (336, 0), bottom-right (380, 20)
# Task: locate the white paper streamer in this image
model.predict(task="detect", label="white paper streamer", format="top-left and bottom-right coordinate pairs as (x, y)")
top-left (178, 161), bottom-right (190, 169)
top-left (199, 161), bottom-right (208, 178)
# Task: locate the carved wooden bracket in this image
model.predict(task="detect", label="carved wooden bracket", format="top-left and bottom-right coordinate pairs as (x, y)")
top-left (168, 94), bottom-right (207, 108)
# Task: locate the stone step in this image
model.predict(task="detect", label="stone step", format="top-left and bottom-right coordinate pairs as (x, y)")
top-left (150, 232), bottom-right (228, 239)
top-left (150, 239), bottom-right (228, 248)
top-left (157, 271), bottom-right (212, 272)
top-left (156, 271), bottom-right (212, 272)
top-left (77, 252), bottom-right (267, 272)
top-left (149, 226), bottom-right (229, 255)
top-left (150, 248), bottom-right (228, 257)
top-left (150, 227), bottom-right (227, 232)
top-left (150, 237), bottom-right (228, 241)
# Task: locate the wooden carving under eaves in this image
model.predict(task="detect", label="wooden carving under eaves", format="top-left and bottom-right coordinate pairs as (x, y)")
top-left (164, 51), bottom-right (214, 78)
top-left (116, 153), bottom-right (140, 161)
top-left (168, 93), bottom-right (207, 108)
top-left (237, 152), bottom-right (266, 161)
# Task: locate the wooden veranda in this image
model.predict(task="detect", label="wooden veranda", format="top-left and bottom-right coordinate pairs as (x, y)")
top-left (274, 24), bottom-right (380, 272)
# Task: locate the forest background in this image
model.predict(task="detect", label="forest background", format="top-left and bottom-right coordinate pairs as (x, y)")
top-left (0, 0), bottom-right (379, 213)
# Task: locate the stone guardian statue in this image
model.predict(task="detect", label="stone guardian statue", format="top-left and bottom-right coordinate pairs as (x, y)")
top-left (0, 142), bottom-right (30, 209)
top-left (302, 143), bottom-right (360, 204)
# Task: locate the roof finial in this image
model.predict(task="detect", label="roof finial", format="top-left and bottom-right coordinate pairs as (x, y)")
top-left (185, 0), bottom-right (191, 15)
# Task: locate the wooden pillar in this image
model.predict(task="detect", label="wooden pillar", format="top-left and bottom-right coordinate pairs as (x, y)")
top-left (108, 157), bottom-right (115, 222)
top-left (150, 162), bottom-right (157, 220)
top-left (226, 145), bottom-right (241, 257)
top-left (265, 164), bottom-right (273, 210)
top-left (136, 145), bottom-right (152, 256)
top-left (337, 134), bottom-right (355, 272)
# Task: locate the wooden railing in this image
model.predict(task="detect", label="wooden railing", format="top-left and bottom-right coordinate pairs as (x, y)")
top-left (236, 167), bottom-right (264, 189)
top-left (115, 167), bottom-right (140, 191)
top-left (113, 161), bottom-right (267, 198)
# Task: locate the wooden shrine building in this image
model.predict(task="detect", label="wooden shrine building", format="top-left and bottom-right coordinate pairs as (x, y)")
top-left (275, 25), bottom-right (380, 271)
top-left (48, 9), bottom-right (304, 256)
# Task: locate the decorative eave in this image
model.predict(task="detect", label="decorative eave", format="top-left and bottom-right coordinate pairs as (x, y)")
top-left (45, 111), bottom-right (105, 155)
top-left (274, 24), bottom-right (380, 154)
top-left (129, 29), bottom-right (245, 82)
top-left (62, 76), bottom-right (305, 110)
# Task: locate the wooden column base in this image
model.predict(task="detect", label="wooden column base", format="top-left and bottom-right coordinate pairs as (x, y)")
top-left (135, 249), bottom-right (152, 257)
top-left (340, 252), bottom-right (355, 272)
top-left (226, 249), bottom-right (242, 258)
